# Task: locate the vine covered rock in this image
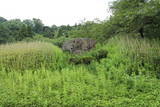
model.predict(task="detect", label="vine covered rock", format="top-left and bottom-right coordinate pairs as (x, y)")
top-left (62, 38), bottom-right (96, 54)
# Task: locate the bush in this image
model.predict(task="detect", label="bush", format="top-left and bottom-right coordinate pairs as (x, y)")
top-left (69, 48), bottom-right (108, 65)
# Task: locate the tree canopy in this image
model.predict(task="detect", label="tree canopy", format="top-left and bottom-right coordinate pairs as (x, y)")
top-left (0, 0), bottom-right (159, 44)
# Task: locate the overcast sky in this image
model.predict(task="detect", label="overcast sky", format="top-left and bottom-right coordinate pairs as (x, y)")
top-left (0, 0), bottom-right (114, 26)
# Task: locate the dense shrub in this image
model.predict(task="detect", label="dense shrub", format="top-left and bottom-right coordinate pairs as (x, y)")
top-left (69, 49), bottom-right (108, 65)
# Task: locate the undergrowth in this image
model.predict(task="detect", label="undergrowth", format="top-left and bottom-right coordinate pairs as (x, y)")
top-left (0, 36), bottom-right (160, 106)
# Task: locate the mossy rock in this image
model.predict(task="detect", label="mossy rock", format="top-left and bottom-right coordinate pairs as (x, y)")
top-left (62, 38), bottom-right (96, 54)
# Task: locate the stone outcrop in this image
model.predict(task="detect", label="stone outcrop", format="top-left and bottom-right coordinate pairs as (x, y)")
top-left (62, 38), bottom-right (96, 54)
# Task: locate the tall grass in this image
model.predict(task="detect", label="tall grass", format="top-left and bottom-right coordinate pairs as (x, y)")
top-left (117, 36), bottom-right (160, 77)
top-left (97, 35), bottom-right (160, 77)
top-left (0, 42), bottom-right (66, 71)
top-left (0, 67), bottom-right (160, 106)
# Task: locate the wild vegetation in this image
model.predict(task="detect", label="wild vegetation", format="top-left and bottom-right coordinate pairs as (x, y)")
top-left (0, 36), bottom-right (160, 106)
top-left (0, 0), bottom-right (160, 106)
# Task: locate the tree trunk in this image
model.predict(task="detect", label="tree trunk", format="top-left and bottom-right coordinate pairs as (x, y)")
top-left (139, 27), bottom-right (144, 38)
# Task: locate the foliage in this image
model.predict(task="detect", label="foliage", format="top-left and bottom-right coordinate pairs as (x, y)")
top-left (110, 0), bottom-right (160, 38)
top-left (0, 17), bottom-right (75, 44)
top-left (0, 24), bottom-right (13, 43)
top-left (68, 21), bottom-right (111, 41)
top-left (0, 36), bottom-right (160, 106)
top-left (0, 0), bottom-right (160, 43)
top-left (69, 48), bottom-right (108, 65)
top-left (0, 19), bottom-right (34, 43)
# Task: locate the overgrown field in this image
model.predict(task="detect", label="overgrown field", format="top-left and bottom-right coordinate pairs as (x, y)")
top-left (0, 36), bottom-right (160, 106)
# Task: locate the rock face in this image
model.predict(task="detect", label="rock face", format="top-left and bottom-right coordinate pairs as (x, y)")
top-left (62, 38), bottom-right (96, 54)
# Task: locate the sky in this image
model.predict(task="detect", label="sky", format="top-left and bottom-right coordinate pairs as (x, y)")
top-left (0, 0), bottom-right (114, 26)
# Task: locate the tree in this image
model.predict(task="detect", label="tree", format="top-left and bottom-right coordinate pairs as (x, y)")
top-left (32, 18), bottom-right (44, 33)
top-left (55, 25), bottom-right (72, 38)
top-left (2, 19), bottom-right (34, 41)
top-left (19, 25), bottom-right (34, 40)
top-left (23, 19), bottom-right (35, 30)
top-left (0, 24), bottom-right (13, 44)
top-left (42, 26), bottom-right (54, 38)
top-left (110, 0), bottom-right (160, 38)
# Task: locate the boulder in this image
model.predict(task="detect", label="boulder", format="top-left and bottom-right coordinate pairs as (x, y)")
top-left (62, 38), bottom-right (96, 54)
